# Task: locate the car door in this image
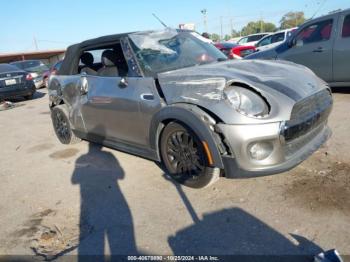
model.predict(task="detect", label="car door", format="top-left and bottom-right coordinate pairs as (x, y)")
top-left (333, 12), bottom-right (350, 82)
top-left (278, 18), bottom-right (336, 82)
top-left (79, 74), bottom-right (162, 147)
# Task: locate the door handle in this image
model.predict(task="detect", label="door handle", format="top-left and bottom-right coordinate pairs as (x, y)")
top-left (140, 93), bottom-right (154, 101)
top-left (313, 47), bottom-right (324, 53)
top-left (119, 77), bottom-right (128, 88)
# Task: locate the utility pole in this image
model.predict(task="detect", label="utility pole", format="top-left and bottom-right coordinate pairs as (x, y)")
top-left (220, 16), bottom-right (223, 40)
top-left (230, 18), bottom-right (233, 37)
top-left (33, 35), bottom-right (38, 50)
top-left (201, 9), bottom-right (208, 33)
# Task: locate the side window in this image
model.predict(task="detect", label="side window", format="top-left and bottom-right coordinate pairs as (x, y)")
top-left (79, 44), bottom-right (129, 77)
top-left (296, 19), bottom-right (333, 45)
top-left (342, 15), bottom-right (350, 38)
top-left (257, 36), bottom-right (272, 47)
top-left (248, 34), bottom-right (264, 42)
top-left (238, 37), bottom-right (248, 44)
top-left (271, 32), bottom-right (285, 43)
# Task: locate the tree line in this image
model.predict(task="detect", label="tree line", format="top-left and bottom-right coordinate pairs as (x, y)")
top-left (208, 11), bottom-right (306, 41)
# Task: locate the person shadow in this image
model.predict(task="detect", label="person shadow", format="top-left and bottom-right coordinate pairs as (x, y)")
top-left (163, 174), bottom-right (324, 262)
top-left (71, 127), bottom-right (138, 261)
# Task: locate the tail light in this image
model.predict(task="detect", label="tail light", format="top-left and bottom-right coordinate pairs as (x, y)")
top-left (26, 73), bottom-right (33, 81)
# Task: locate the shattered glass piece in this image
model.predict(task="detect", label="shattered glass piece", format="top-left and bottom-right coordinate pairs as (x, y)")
top-left (130, 29), bottom-right (178, 54)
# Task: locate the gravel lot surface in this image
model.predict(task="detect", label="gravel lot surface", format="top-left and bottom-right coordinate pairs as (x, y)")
top-left (0, 89), bottom-right (349, 260)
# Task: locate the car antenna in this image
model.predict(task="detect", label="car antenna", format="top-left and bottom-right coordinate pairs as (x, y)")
top-left (310, 0), bottom-right (327, 19)
top-left (152, 13), bottom-right (168, 28)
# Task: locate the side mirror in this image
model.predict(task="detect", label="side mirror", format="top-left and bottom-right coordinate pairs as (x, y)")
top-left (119, 77), bottom-right (128, 88)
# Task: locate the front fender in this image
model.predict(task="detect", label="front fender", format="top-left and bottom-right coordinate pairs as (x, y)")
top-left (149, 103), bottom-right (225, 169)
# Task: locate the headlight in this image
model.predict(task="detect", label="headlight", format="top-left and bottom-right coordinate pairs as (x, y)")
top-left (224, 86), bottom-right (269, 117)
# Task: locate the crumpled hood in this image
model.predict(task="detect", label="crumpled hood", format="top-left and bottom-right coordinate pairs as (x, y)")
top-left (157, 59), bottom-right (329, 124)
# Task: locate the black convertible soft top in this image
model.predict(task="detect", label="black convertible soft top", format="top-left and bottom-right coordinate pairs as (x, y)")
top-left (59, 32), bottom-right (132, 75)
top-left (58, 29), bottom-right (192, 75)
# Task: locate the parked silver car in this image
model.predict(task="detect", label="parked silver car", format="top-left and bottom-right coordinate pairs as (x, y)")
top-left (246, 9), bottom-right (350, 87)
top-left (49, 29), bottom-right (332, 188)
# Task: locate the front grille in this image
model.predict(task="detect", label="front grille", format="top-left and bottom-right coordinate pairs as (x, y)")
top-left (284, 105), bottom-right (331, 141)
top-left (284, 123), bottom-right (326, 157)
top-left (282, 89), bottom-right (332, 156)
top-left (290, 89), bottom-right (332, 120)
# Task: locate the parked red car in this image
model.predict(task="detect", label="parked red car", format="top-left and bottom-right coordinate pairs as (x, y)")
top-left (214, 42), bottom-right (256, 59)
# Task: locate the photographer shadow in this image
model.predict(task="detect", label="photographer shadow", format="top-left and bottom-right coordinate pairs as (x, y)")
top-left (71, 127), bottom-right (138, 261)
top-left (164, 174), bottom-right (323, 261)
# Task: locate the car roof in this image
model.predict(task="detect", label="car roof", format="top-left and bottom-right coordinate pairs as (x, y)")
top-left (10, 59), bottom-right (41, 64)
top-left (0, 63), bottom-right (25, 73)
top-left (242, 32), bottom-right (272, 37)
top-left (78, 32), bottom-right (132, 48)
top-left (76, 29), bottom-right (194, 49)
top-left (302, 8), bottom-right (350, 25)
top-left (274, 27), bottom-right (298, 34)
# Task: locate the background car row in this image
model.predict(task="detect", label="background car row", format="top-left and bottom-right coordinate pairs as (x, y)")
top-left (246, 8), bottom-right (350, 86)
top-left (213, 29), bottom-right (297, 59)
top-left (0, 60), bottom-right (62, 101)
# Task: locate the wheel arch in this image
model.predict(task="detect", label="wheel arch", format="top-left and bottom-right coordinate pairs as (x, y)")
top-left (149, 103), bottom-right (225, 169)
top-left (48, 78), bottom-right (65, 108)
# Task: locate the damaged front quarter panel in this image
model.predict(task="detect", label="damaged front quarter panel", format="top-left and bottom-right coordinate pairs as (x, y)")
top-left (157, 59), bottom-right (329, 125)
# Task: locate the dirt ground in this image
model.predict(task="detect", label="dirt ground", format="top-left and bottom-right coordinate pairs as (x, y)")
top-left (0, 88), bottom-right (349, 260)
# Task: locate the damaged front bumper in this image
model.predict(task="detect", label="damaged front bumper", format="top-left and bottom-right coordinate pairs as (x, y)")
top-left (216, 120), bottom-right (331, 178)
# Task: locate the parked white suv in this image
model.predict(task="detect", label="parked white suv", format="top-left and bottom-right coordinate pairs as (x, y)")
top-left (255, 28), bottom-right (298, 52)
top-left (237, 33), bottom-right (272, 46)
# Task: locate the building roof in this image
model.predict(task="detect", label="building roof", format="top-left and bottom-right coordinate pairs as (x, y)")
top-left (0, 49), bottom-right (66, 63)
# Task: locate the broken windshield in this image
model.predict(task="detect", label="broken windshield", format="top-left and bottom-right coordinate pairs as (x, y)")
top-left (129, 29), bottom-right (227, 76)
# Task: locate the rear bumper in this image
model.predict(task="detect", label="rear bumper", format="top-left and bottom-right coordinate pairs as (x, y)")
top-left (217, 122), bottom-right (331, 178)
top-left (0, 83), bottom-right (36, 100)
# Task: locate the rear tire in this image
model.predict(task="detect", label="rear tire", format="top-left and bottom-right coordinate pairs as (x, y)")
top-left (51, 105), bottom-right (81, 145)
top-left (160, 121), bottom-right (220, 188)
top-left (24, 94), bottom-right (33, 100)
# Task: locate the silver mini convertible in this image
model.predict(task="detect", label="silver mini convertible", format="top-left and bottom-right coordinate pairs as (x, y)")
top-left (49, 29), bottom-right (332, 188)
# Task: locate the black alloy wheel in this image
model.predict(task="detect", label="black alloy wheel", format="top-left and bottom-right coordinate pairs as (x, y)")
top-left (160, 121), bottom-right (220, 188)
top-left (51, 105), bottom-right (80, 145)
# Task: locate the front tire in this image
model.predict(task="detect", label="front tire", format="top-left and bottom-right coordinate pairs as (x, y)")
top-left (51, 105), bottom-right (81, 145)
top-left (160, 121), bottom-right (220, 188)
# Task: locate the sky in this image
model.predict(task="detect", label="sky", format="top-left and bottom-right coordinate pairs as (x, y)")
top-left (0, 0), bottom-right (349, 53)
